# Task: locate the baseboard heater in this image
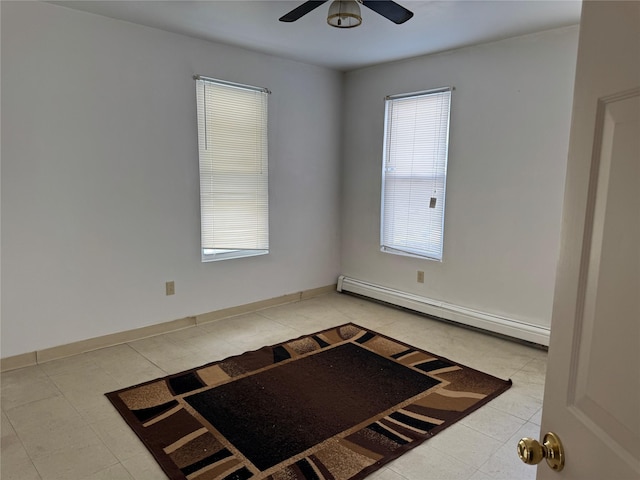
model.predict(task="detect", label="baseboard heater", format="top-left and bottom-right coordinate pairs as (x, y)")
top-left (337, 275), bottom-right (550, 346)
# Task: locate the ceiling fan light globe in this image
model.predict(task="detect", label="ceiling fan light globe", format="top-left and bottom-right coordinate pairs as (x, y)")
top-left (327, 0), bottom-right (362, 28)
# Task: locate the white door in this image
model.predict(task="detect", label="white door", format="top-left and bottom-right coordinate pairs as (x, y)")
top-left (532, 1), bottom-right (640, 479)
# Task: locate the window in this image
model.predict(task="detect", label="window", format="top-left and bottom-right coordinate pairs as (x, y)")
top-left (195, 76), bottom-right (269, 262)
top-left (381, 87), bottom-right (452, 261)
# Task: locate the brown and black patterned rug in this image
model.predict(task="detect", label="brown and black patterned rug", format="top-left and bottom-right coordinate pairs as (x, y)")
top-left (106, 323), bottom-right (511, 480)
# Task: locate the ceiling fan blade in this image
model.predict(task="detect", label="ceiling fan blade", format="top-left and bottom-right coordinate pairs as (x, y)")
top-left (362, 0), bottom-right (414, 24)
top-left (279, 1), bottom-right (329, 22)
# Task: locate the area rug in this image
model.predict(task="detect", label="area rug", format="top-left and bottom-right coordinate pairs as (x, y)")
top-left (106, 323), bottom-right (511, 480)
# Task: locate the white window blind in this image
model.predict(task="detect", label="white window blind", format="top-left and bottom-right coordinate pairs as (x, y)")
top-left (381, 87), bottom-right (451, 261)
top-left (196, 77), bottom-right (269, 262)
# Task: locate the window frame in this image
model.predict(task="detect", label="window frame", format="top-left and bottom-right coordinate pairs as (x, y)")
top-left (195, 76), bottom-right (270, 262)
top-left (380, 87), bottom-right (452, 262)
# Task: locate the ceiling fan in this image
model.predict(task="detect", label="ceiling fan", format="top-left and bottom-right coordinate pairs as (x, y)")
top-left (279, 0), bottom-right (414, 28)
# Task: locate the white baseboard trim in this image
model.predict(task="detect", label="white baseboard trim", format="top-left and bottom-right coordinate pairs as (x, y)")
top-left (0, 284), bottom-right (337, 372)
top-left (337, 275), bottom-right (550, 346)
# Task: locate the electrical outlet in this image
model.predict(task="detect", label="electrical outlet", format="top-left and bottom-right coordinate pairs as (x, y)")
top-left (417, 271), bottom-right (424, 283)
top-left (166, 281), bottom-right (175, 296)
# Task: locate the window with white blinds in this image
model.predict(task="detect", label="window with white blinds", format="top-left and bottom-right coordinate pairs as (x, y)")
top-left (195, 77), bottom-right (269, 262)
top-left (381, 87), bottom-right (451, 261)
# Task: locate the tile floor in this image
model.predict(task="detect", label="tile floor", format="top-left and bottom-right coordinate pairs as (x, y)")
top-left (1, 292), bottom-right (545, 480)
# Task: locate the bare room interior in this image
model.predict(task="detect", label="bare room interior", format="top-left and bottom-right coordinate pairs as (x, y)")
top-left (2, 1), bottom-right (638, 480)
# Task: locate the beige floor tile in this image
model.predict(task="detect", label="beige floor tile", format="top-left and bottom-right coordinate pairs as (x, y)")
top-left (477, 421), bottom-right (541, 480)
top-left (22, 422), bottom-right (105, 461)
top-left (3, 395), bottom-right (80, 434)
top-left (59, 385), bottom-right (125, 424)
top-left (127, 335), bottom-right (193, 365)
top-left (47, 363), bottom-right (121, 395)
top-left (4, 396), bottom-right (95, 459)
top-left (112, 363), bottom-right (169, 389)
top-left (121, 451), bottom-right (169, 480)
top-left (84, 344), bottom-right (167, 384)
top-left (223, 321), bottom-right (301, 351)
top-left (259, 299), bottom-right (350, 332)
top-left (528, 407), bottom-right (543, 426)
top-left (1, 366), bottom-right (62, 410)
top-left (460, 405), bottom-right (527, 443)
top-left (487, 386), bottom-right (543, 422)
top-left (1, 411), bottom-right (15, 439)
top-left (442, 334), bottom-right (538, 380)
top-left (223, 333), bottom-right (283, 353)
top-left (90, 417), bottom-right (145, 462)
top-left (165, 329), bottom-right (237, 356)
top-left (1, 411), bottom-right (42, 480)
top-left (454, 355), bottom-right (522, 380)
top-left (154, 350), bottom-right (231, 375)
top-left (83, 343), bottom-right (144, 363)
top-left (472, 348), bottom-right (535, 374)
top-left (509, 364), bottom-right (546, 402)
top-left (201, 312), bottom-right (290, 338)
top-left (366, 466), bottom-right (408, 480)
top-left (467, 470), bottom-right (493, 480)
top-left (329, 295), bottom-right (400, 321)
top-left (256, 302), bottom-right (311, 324)
top-left (353, 308), bottom-right (422, 331)
top-left (0, 436), bottom-right (41, 480)
top-left (45, 363), bottom-right (124, 424)
top-left (7, 401), bottom-right (102, 456)
top-left (197, 341), bottom-right (248, 361)
top-left (30, 440), bottom-right (118, 480)
top-left (86, 463), bottom-right (135, 480)
top-left (157, 327), bottom-right (243, 365)
top-left (526, 346), bottom-right (549, 362)
top-left (374, 316), bottom-right (466, 356)
top-left (285, 296), bottom-right (352, 322)
top-left (39, 352), bottom-right (98, 377)
top-left (427, 423), bottom-right (503, 469)
top-left (387, 444), bottom-right (477, 480)
top-left (518, 357), bottom-right (548, 378)
top-left (272, 313), bottom-right (346, 335)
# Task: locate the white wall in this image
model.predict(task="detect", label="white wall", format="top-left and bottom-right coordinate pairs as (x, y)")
top-left (340, 27), bottom-right (579, 329)
top-left (1, 2), bottom-right (580, 358)
top-left (1, 2), bottom-right (343, 357)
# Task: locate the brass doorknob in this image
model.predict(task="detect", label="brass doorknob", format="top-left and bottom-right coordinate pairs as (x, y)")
top-left (517, 432), bottom-right (565, 472)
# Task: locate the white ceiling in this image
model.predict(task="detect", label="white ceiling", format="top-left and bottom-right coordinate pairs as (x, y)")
top-left (52, 0), bottom-right (582, 71)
